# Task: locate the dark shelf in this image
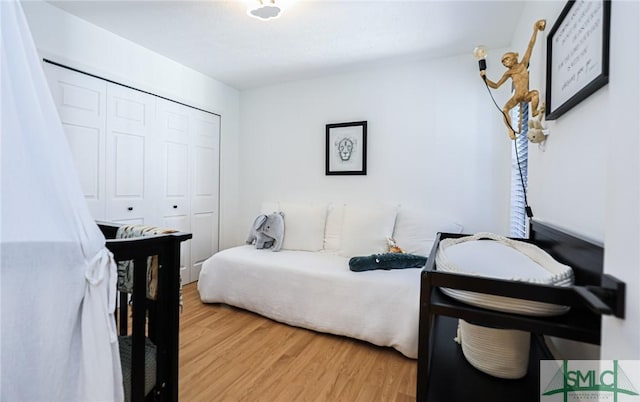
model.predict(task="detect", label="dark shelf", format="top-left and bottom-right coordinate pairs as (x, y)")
top-left (424, 316), bottom-right (551, 402)
top-left (429, 288), bottom-right (600, 344)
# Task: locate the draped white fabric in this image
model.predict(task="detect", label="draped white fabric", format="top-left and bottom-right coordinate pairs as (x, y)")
top-left (1, 1), bottom-right (123, 400)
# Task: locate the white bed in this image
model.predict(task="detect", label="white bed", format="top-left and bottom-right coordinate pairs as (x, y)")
top-left (198, 245), bottom-right (422, 358)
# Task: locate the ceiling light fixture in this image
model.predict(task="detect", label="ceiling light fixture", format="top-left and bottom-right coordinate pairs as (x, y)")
top-left (247, 0), bottom-right (282, 21)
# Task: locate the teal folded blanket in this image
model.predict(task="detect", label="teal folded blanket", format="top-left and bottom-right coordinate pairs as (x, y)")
top-left (349, 253), bottom-right (427, 272)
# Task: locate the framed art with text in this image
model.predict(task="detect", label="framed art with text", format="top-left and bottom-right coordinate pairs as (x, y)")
top-left (325, 121), bottom-right (367, 176)
top-left (545, 0), bottom-right (611, 120)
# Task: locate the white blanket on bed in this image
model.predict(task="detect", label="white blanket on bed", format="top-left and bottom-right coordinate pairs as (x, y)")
top-left (198, 245), bottom-right (421, 358)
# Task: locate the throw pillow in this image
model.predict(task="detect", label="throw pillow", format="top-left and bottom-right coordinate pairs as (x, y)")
top-left (280, 201), bottom-right (328, 251)
top-left (323, 203), bottom-right (345, 251)
top-left (339, 203), bottom-right (398, 257)
top-left (393, 206), bottom-right (463, 256)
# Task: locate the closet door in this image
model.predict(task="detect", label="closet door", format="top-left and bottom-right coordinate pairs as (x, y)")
top-left (44, 63), bottom-right (220, 275)
top-left (43, 64), bottom-right (107, 219)
top-left (190, 109), bottom-right (220, 281)
top-left (156, 99), bottom-right (192, 283)
top-left (105, 83), bottom-right (157, 225)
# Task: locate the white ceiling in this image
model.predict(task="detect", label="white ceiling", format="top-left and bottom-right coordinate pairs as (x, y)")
top-left (48, 1), bottom-right (526, 90)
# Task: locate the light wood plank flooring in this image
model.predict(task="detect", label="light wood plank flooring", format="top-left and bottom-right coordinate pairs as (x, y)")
top-left (179, 283), bottom-right (417, 401)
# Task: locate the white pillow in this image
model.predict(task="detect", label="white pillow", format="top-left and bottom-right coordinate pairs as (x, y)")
top-left (393, 206), bottom-right (463, 256)
top-left (339, 204), bottom-right (398, 257)
top-left (280, 202), bottom-right (328, 251)
top-left (323, 203), bottom-right (345, 251)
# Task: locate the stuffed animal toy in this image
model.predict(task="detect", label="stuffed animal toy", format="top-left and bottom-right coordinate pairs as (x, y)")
top-left (386, 237), bottom-right (405, 253)
top-left (246, 212), bottom-right (285, 251)
top-left (527, 103), bottom-right (548, 143)
top-left (349, 253), bottom-right (426, 272)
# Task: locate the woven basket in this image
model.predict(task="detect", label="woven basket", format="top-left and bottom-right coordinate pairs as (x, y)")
top-left (455, 320), bottom-right (530, 379)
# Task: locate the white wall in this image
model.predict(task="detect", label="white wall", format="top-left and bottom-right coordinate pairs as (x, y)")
top-left (238, 53), bottom-right (513, 242)
top-left (21, 0), bottom-right (242, 250)
top-left (513, 1), bottom-right (639, 359)
top-left (518, 3), bottom-right (608, 242)
top-left (601, 0), bottom-right (640, 360)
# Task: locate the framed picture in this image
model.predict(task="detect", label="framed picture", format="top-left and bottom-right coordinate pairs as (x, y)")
top-left (545, 0), bottom-right (611, 120)
top-left (325, 121), bottom-right (367, 175)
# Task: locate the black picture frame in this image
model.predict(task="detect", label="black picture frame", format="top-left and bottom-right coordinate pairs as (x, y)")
top-left (325, 121), bottom-right (367, 175)
top-left (545, 0), bottom-right (611, 120)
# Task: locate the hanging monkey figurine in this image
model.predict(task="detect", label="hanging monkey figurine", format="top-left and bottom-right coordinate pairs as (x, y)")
top-left (480, 20), bottom-right (546, 140)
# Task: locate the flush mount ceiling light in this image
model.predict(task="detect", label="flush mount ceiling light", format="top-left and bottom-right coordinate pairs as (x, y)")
top-left (247, 0), bottom-right (282, 21)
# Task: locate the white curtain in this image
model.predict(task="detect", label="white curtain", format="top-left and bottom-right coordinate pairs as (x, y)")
top-left (1, 1), bottom-right (123, 400)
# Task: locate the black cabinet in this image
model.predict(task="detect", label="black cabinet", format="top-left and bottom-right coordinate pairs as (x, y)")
top-left (416, 221), bottom-right (625, 401)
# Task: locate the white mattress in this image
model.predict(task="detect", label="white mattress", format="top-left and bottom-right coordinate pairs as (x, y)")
top-left (198, 245), bottom-right (421, 358)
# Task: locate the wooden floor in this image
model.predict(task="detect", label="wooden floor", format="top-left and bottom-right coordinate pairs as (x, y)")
top-left (178, 283), bottom-right (417, 401)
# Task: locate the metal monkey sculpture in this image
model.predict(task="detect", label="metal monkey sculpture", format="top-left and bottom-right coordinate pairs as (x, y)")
top-left (481, 20), bottom-right (546, 140)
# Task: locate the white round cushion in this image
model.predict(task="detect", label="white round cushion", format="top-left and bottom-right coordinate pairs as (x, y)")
top-left (436, 233), bottom-right (574, 316)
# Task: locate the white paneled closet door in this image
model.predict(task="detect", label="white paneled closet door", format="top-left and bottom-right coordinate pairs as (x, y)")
top-left (44, 64), bottom-right (107, 219)
top-left (44, 62), bottom-right (220, 284)
top-left (190, 109), bottom-right (220, 281)
top-left (156, 99), bottom-right (192, 283)
top-left (105, 83), bottom-right (157, 225)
